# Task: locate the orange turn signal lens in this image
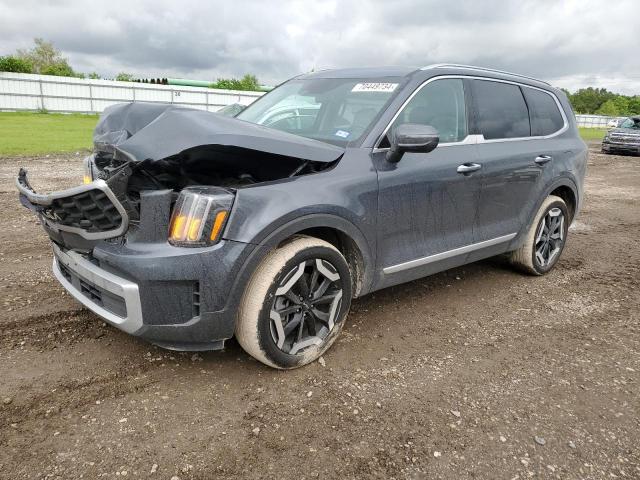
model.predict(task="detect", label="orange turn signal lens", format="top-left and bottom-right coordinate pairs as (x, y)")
top-left (210, 211), bottom-right (228, 242)
top-left (83, 175), bottom-right (92, 185)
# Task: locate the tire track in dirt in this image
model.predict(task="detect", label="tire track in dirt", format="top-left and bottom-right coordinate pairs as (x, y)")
top-left (0, 361), bottom-right (157, 432)
top-left (1, 309), bottom-right (97, 349)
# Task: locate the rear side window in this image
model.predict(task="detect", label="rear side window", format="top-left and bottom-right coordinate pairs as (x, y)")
top-left (472, 80), bottom-right (530, 139)
top-left (522, 87), bottom-right (565, 136)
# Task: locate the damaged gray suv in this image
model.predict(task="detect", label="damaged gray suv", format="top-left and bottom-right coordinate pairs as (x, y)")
top-left (17, 64), bottom-right (587, 369)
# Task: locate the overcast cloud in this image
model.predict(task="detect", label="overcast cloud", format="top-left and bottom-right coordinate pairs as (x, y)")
top-left (1, 0), bottom-right (638, 94)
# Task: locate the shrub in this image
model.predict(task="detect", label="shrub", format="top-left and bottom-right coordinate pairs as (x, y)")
top-left (211, 74), bottom-right (260, 91)
top-left (115, 72), bottom-right (135, 82)
top-left (0, 55), bottom-right (33, 73)
top-left (41, 62), bottom-right (77, 77)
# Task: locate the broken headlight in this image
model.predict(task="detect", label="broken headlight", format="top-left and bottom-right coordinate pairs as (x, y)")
top-left (168, 187), bottom-right (234, 247)
top-left (82, 155), bottom-right (94, 184)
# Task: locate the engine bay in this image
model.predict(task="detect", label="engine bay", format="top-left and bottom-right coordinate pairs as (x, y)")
top-left (92, 145), bottom-right (335, 213)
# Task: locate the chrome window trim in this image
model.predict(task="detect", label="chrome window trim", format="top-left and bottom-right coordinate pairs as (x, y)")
top-left (372, 75), bottom-right (568, 151)
top-left (475, 80), bottom-right (569, 143)
top-left (16, 175), bottom-right (129, 240)
top-left (52, 243), bottom-right (143, 334)
top-left (420, 64), bottom-right (551, 86)
top-left (383, 233), bottom-right (517, 275)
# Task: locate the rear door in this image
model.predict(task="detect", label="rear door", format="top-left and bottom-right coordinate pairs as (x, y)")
top-left (470, 79), bottom-right (555, 244)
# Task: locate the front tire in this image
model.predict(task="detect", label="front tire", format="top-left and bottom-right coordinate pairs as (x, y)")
top-left (509, 195), bottom-right (569, 275)
top-left (235, 236), bottom-right (352, 369)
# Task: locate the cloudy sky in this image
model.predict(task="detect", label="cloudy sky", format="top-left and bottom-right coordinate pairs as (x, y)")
top-left (1, 0), bottom-right (639, 94)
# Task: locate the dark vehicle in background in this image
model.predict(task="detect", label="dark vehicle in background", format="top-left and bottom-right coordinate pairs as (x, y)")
top-left (17, 64), bottom-right (587, 369)
top-left (602, 116), bottom-right (640, 155)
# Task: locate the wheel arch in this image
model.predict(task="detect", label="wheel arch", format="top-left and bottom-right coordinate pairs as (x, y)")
top-left (251, 214), bottom-right (374, 298)
top-left (512, 176), bottom-right (579, 251)
top-left (530, 177), bottom-right (578, 227)
top-left (548, 184), bottom-right (577, 222)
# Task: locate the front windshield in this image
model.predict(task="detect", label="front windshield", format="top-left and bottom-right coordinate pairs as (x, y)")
top-left (619, 118), bottom-right (640, 129)
top-left (236, 77), bottom-right (404, 146)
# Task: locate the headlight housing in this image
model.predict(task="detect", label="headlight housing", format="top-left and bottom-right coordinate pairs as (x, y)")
top-left (168, 186), bottom-right (234, 247)
top-left (82, 155), bottom-right (94, 184)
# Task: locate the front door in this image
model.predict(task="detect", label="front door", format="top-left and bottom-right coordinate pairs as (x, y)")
top-left (375, 78), bottom-right (482, 286)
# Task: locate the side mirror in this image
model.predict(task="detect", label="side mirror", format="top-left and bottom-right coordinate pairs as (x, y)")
top-left (386, 123), bottom-right (439, 163)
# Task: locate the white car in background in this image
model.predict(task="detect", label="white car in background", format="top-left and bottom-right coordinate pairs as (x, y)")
top-left (607, 118), bottom-right (624, 128)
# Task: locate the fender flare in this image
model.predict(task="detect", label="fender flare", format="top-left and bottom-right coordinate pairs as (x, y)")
top-left (224, 213), bottom-right (376, 318)
top-left (257, 213), bottom-right (375, 293)
top-left (512, 175), bottom-right (579, 249)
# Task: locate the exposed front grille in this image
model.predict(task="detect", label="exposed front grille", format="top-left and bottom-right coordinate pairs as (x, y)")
top-left (42, 188), bottom-right (123, 233)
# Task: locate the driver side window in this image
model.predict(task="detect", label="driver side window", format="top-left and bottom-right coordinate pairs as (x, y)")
top-left (391, 79), bottom-right (468, 144)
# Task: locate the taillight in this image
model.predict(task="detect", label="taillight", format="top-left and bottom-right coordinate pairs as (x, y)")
top-left (168, 187), bottom-right (234, 247)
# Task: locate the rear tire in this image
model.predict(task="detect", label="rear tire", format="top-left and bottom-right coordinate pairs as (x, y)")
top-left (509, 195), bottom-right (569, 275)
top-left (235, 236), bottom-right (352, 369)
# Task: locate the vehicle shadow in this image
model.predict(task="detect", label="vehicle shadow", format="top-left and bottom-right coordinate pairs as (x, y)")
top-left (211, 255), bottom-right (524, 368)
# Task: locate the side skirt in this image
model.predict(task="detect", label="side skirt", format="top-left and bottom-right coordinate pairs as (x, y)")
top-left (382, 233), bottom-right (517, 275)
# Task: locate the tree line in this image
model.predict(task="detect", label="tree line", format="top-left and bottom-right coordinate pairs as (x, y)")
top-left (0, 38), bottom-right (261, 91)
top-left (562, 88), bottom-right (640, 117)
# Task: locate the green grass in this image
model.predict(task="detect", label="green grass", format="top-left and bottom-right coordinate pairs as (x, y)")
top-left (0, 112), bottom-right (97, 155)
top-left (579, 127), bottom-right (607, 141)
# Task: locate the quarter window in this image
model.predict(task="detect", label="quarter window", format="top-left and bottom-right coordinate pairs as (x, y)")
top-left (472, 80), bottom-right (530, 139)
top-left (390, 79), bottom-right (468, 143)
top-left (522, 87), bottom-right (565, 136)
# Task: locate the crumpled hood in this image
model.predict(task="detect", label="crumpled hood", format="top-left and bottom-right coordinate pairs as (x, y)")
top-left (94, 102), bottom-right (344, 163)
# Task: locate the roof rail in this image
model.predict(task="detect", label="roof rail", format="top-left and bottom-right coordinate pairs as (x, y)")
top-left (420, 64), bottom-right (550, 86)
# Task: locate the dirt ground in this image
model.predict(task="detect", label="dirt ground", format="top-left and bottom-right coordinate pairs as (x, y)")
top-left (0, 144), bottom-right (638, 480)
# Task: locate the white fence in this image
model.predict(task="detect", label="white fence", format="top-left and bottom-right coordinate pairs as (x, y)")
top-left (575, 114), bottom-right (623, 129)
top-left (0, 72), bottom-right (263, 114)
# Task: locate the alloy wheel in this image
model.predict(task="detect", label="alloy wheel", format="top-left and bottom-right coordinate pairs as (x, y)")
top-left (534, 207), bottom-right (565, 267)
top-left (269, 258), bottom-right (343, 355)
